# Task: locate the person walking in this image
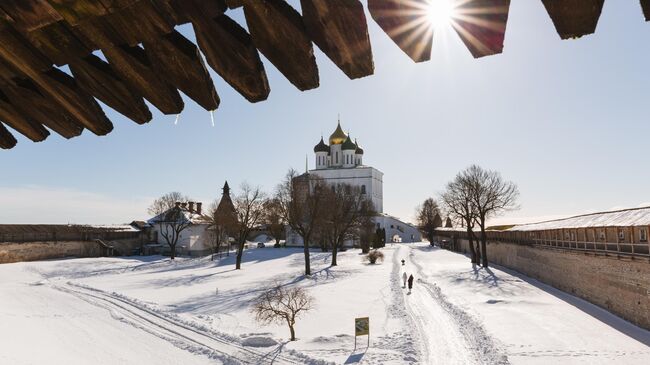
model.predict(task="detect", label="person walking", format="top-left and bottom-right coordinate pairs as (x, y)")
top-left (402, 272), bottom-right (407, 288)
top-left (407, 274), bottom-right (414, 293)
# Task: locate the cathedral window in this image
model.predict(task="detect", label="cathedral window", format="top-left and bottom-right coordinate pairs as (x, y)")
top-left (361, 185), bottom-right (366, 194)
top-left (640, 228), bottom-right (648, 242)
top-left (336, 152), bottom-right (339, 164)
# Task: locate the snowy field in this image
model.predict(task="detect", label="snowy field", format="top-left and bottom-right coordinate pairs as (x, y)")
top-left (1, 243), bottom-right (649, 364)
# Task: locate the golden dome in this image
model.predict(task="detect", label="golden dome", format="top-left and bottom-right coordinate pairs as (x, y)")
top-left (329, 121), bottom-right (347, 145)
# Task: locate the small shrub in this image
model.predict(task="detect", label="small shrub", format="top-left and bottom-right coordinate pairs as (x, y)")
top-left (274, 242), bottom-right (281, 248)
top-left (365, 249), bottom-right (384, 264)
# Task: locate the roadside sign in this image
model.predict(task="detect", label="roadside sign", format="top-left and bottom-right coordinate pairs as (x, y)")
top-left (355, 317), bottom-right (369, 336)
top-left (354, 317), bottom-right (370, 348)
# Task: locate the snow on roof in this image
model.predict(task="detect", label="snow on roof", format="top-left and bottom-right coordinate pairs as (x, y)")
top-left (510, 206), bottom-right (650, 231)
top-left (147, 208), bottom-right (211, 226)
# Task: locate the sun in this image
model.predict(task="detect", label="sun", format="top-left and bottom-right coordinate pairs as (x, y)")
top-left (426, 0), bottom-right (456, 28)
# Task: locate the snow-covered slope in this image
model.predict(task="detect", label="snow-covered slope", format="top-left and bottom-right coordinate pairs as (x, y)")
top-left (1, 244), bottom-right (648, 364)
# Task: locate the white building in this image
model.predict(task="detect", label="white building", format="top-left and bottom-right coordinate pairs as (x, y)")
top-left (147, 202), bottom-right (213, 256)
top-left (287, 120), bottom-right (421, 246)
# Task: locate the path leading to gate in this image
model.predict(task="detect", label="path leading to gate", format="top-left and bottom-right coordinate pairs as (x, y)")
top-left (395, 244), bottom-right (509, 365)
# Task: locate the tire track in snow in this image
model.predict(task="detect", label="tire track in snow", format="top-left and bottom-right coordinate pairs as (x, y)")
top-left (53, 282), bottom-right (329, 365)
top-left (408, 247), bottom-right (509, 365)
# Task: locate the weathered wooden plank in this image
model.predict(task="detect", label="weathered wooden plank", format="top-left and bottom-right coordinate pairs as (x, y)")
top-left (69, 54), bottom-right (152, 124)
top-left (541, 0), bottom-right (604, 39)
top-left (25, 21), bottom-right (91, 66)
top-left (368, 0), bottom-right (432, 63)
top-left (0, 26), bottom-right (113, 135)
top-left (301, 0), bottom-right (373, 79)
top-left (0, 89), bottom-right (50, 142)
top-left (166, 0), bottom-right (226, 25)
top-left (144, 30), bottom-right (219, 111)
top-left (0, 0), bottom-right (61, 32)
top-left (0, 121), bottom-right (18, 149)
top-left (452, 0), bottom-right (511, 58)
top-left (242, 0), bottom-right (319, 91)
top-left (192, 13), bottom-right (270, 102)
top-left (103, 0), bottom-right (175, 46)
top-left (2, 80), bottom-right (84, 138)
top-left (641, 0), bottom-right (650, 21)
top-left (46, 0), bottom-right (108, 26)
top-left (74, 20), bottom-right (184, 114)
top-left (225, 0), bottom-right (243, 9)
top-left (0, 22), bottom-right (52, 72)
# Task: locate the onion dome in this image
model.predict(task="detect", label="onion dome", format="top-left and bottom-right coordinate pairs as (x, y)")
top-left (313, 137), bottom-right (329, 153)
top-left (355, 139), bottom-right (364, 155)
top-left (329, 121), bottom-right (347, 145)
top-left (342, 135), bottom-right (357, 150)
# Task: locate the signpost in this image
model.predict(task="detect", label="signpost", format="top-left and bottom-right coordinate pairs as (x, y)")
top-left (354, 317), bottom-right (370, 349)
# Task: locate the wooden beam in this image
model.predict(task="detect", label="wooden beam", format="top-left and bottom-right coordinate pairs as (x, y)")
top-left (541, 0), bottom-right (604, 39)
top-left (102, 0), bottom-right (175, 46)
top-left (0, 121), bottom-right (18, 149)
top-left (368, 0), bottom-right (433, 63)
top-left (452, 0), bottom-right (511, 58)
top-left (45, 0), bottom-right (108, 26)
top-left (144, 30), bottom-right (219, 111)
top-left (166, 0), bottom-right (226, 25)
top-left (0, 26), bottom-right (113, 135)
top-left (242, 0), bottom-right (319, 91)
top-left (0, 0), bottom-right (62, 32)
top-left (192, 13), bottom-right (270, 102)
top-left (1, 78), bottom-right (85, 138)
top-left (225, 0), bottom-right (243, 9)
top-left (641, 0), bottom-right (650, 21)
top-left (74, 20), bottom-right (184, 114)
top-left (25, 21), bottom-right (92, 66)
top-left (69, 54), bottom-right (152, 124)
top-left (0, 89), bottom-right (50, 142)
top-left (300, 0), bottom-right (374, 79)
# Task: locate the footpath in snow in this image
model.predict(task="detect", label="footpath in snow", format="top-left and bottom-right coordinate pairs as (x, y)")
top-left (0, 244), bottom-right (649, 364)
top-left (403, 243), bottom-right (650, 365)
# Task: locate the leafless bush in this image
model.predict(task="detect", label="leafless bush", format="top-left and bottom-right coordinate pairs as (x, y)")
top-left (365, 249), bottom-right (384, 264)
top-left (252, 285), bottom-right (314, 341)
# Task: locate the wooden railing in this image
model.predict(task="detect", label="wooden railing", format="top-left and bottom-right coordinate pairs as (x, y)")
top-left (435, 227), bottom-right (650, 259)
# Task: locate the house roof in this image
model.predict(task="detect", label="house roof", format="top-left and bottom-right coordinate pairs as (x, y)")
top-left (0, 1), bottom-right (641, 149)
top-left (510, 206), bottom-right (650, 231)
top-left (147, 207), bottom-right (210, 226)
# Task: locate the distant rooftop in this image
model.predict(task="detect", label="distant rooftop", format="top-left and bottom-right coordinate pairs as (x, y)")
top-left (510, 206), bottom-right (650, 231)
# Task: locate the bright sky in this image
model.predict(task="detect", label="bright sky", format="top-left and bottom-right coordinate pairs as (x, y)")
top-left (1, 1), bottom-right (649, 225)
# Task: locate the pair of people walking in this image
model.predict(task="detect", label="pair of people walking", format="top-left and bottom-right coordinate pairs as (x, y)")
top-left (402, 271), bottom-right (414, 293)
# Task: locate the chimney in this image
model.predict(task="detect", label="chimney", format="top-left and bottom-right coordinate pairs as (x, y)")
top-left (181, 202), bottom-right (187, 210)
top-left (188, 201), bottom-right (195, 213)
top-left (196, 202), bottom-right (202, 215)
top-left (175, 201), bottom-right (181, 208)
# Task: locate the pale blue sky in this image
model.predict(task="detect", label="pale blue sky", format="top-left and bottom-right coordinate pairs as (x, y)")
top-left (1, 1), bottom-right (649, 225)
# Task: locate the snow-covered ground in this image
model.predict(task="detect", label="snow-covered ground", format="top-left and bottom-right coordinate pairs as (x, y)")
top-left (1, 243), bottom-right (648, 364)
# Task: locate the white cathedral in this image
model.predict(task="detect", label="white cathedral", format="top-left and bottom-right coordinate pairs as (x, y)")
top-left (287, 120), bottom-right (421, 245)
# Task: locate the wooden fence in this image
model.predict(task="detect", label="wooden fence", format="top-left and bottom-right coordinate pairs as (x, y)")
top-left (436, 225), bottom-right (650, 259)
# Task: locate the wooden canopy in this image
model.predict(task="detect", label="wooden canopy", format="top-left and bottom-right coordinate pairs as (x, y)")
top-left (0, 0), bottom-right (647, 149)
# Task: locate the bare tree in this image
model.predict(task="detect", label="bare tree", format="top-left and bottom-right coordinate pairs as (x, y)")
top-left (263, 198), bottom-right (286, 246)
top-left (416, 198), bottom-right (442, 244)
top-left (441, 173), bottom-right (480, 264)
top-left (275, 169), bottom-right (326, 275)
top-left (149, 205), bottom-right (193, 260)
top-left (148, 191), bottom-right (189, 216)
top-left (252, 284), bottom-right (314, 341)
top-left (320, 184), bottom-right (375, 266)
top-left (465, 165), bottom-right (520, 268)
top-left (205, 200), bottom-right (229, 260)
top-left (233, 183), bottom-right (266, 270)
